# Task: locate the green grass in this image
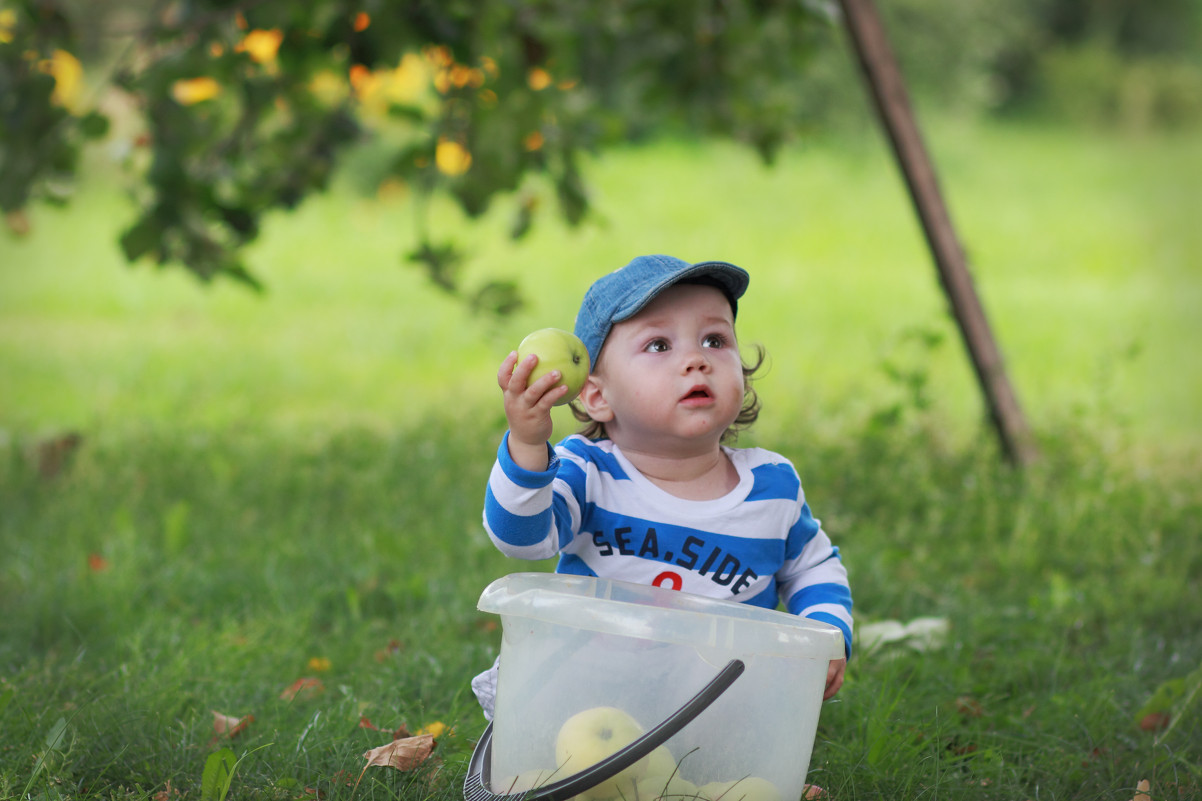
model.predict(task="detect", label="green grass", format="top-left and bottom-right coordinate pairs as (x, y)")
top-left (1, 117), bottom-right (1200, 454)
top-left (1, 117), bottom-right (1201, 800)
top-left (1, 421), bottom-right (1199, 800)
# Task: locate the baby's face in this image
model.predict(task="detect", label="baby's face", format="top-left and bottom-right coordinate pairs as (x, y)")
top-left (590, 283), bottom-right (745, 454)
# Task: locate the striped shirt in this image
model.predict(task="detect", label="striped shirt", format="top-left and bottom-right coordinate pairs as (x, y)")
top-left (484, 433), bottom-right (853, 656)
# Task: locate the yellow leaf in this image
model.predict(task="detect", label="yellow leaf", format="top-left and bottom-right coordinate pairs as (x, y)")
top-left (384, 53), bottom-right (429, 104)
top-left (435, 139), bottom-right (471, 176)
top-left (0, 9), bottom-right (16, 44)
top-left (524, 131), bottom-right (545, 152)
top-left (236, 29), bottom-right (283, 64)
top-left (415, 721), bottom-right (449, 738)
top-left (309, 70), bottom-right (348, 105)
top-left (172, 77), bottom-right (221, 106)
top-left (307, 657), bottom-right (331, 672)
top-left (40, 50), bottom-right (84, 113)
top-left (527, 67), bottom-right (552, 91)
top-left (363, 734), bottom-right (435, 771)
top-left (423, 45), bottom-right (453, 68)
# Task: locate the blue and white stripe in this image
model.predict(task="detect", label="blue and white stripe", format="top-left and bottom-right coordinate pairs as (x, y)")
top-left (484, 433), bottom-right (853, 656)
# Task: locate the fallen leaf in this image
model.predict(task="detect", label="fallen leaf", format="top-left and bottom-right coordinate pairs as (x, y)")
top-left (212, 710), bottom-right (253, 738)
top-left (1139, 711), bottom-right (1171, 731)
top-left (1131, 778), bottom-right (1151, 801)
top-left (856, 616), bottom-right (949, 653)
top-left (6, 210), bottom-right (31, 236)
top-left (88, 553), bottom-right (110, 572)
top-left (363, 734), bottom-right (435, 771)
top-left (374, 639), bottom-right (403, 662)
top-left (36, 431), bottom-right (82, 479)
top-left (280, 677), bottom-right (325, 701)
top-left (307, 657), bottom-right (332, 672)
top-left (415, 721), bottom-right (450, 739)
top-left (358, 717), bottom-right (412, 740)
top-left (153, 780), bottom-right (181, 801)
top-left (955, 696), bottom-right (984, 718)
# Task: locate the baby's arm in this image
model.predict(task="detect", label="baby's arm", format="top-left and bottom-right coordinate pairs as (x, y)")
top-left (498, 350), bottom-right (571, 471)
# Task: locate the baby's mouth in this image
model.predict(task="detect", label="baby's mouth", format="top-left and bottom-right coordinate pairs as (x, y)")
top-left (682, 386), bottom-right (712, 401)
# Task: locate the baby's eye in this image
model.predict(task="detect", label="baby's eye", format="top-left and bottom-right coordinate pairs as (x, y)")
top-left (702, 333), bottom-right (728, 348)
top-left (645, 338), bottom-right (670, 353)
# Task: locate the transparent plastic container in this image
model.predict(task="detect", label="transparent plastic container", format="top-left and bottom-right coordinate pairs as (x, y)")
top-left (474, 573), bottom-right (844, 801)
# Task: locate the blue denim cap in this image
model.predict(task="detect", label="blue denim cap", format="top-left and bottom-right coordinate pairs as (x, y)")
top-left (574, 254), bottom-right (750, 370)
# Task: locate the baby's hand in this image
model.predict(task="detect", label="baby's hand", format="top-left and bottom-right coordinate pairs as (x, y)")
top-left (498, 351), bottom-right (569, 469)
top-left (824, 657), bottom-right (846, 700)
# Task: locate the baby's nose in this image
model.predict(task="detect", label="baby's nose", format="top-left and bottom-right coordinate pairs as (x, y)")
top-left (682, 348), bottom-right (710, 371)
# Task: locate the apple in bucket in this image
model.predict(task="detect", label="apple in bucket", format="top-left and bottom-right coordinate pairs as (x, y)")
top-left (516, 328), bottom-right (589, 406)
top-left (699, 777), bottom-right (782, 801)
top-left (554, 706), bottom-right (647, 799)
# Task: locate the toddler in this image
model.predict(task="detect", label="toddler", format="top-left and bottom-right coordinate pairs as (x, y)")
top-left (474, 254), bottom-right (852, 719)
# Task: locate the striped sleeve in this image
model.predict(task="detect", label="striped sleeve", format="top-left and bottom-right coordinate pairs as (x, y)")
top-left (482, 432), bottom-right (580, 560)
top-left (779, 499), bottom-right (854, 658)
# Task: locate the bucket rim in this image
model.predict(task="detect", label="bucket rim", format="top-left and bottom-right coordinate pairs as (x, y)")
top-left (477, 572), bottom-right (844, 660)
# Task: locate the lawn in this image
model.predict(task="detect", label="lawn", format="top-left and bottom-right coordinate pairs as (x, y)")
top-left (1, 117), bottom-right (1199, 453)
top-left (1, 117), bottom-right (1200, 800)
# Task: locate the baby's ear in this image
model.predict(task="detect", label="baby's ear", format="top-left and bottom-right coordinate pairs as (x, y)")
top-left (578, 375), bottom-right (614, 423)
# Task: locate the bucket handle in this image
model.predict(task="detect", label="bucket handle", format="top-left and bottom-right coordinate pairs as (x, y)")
top-left (463, 658), bottom-right (745, 801)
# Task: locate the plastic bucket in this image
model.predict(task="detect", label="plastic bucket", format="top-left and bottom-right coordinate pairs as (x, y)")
top-left (464, 573), bottom-right (844, 801)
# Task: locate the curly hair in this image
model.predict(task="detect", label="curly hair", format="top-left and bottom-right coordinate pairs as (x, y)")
top-left (570, 343), bottom-right (766, 445)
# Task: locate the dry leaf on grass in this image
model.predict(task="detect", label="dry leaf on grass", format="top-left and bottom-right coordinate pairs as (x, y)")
top-left (373, 639), bottom-right (404, 662)
top-left (1139, 711), bottom-right (1171, 731)
top-left (1130, 779), bottom-right (1151, 801)
top-left (359, 717), bottom-right (413, 740)
top-left (363, 734), bottom-right (436, 771)
top-left (152, 780), bottom-right (181, 801)
top-left (954, 696), bottom-right (985, 718)
top-left (280, 677), bottom-right (325, 701)
top-left (211, 710), bottom-right (253, 738)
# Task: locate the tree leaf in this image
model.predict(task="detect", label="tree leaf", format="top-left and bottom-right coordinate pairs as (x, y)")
top-left (363, 734), bottom-right (435, 771)
top-left (119, 216), bottom-right (165, 262)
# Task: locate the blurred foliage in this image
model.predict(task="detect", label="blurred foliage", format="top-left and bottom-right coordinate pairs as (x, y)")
top-left (793, 0), bottom-right (1202, 128)
top-left (2, 0), bottom-right (1200, 296)
top-left (0, 0), bottom-right (836, 294)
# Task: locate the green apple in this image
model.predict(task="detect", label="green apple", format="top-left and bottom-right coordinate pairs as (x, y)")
top-left (516, 328), bottom-right (589, 406)
top-left (555, 706), bottom-right (647, 799)
top-left (697, 778), bottom-right (780, 801)
top-left (636, 772), bottom-right (700, 801)
top-left (609, 771), bottom-right (700, 801)
top-left (641, 746), bottom-right (677, 779)
top-left (495, 768), bottom-right (559, 794)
